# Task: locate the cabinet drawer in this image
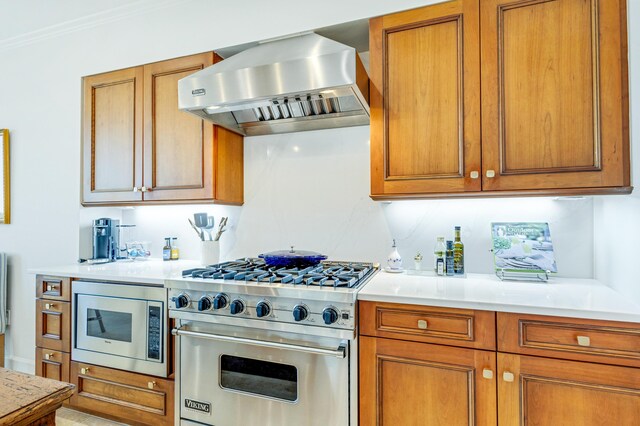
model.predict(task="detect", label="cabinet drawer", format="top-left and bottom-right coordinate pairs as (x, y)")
top-left (36, 275), bottom-right (71, 301)
top-left (498, 312), bottom-right (640, 368)
top-left (36, 299), bottom-right (71, 352)
top-left (70, 362), bottom-right (174, 426)
top-left (36, 347), bottom-right (70, 383)
top-left (359, 301), bottom-right (496, 350)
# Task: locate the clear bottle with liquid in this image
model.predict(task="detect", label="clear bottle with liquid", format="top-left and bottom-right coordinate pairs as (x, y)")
top-left (162, 238), bottom-right (172, 261)
top-left (434, 237), bottom-right (446, 276)
top-left (170, 237), bottom-right (180, 260)
top-left (453, 226), bottom-right (464, 275)
top-left (445, 241), bottom-right (454, 276)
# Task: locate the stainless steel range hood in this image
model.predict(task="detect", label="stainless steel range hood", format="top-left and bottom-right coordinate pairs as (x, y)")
top-left (177, 32), bottom-right (370, 136)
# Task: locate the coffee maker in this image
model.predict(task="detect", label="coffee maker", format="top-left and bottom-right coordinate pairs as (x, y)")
top-left (92, 218), bottom-right (120, 261)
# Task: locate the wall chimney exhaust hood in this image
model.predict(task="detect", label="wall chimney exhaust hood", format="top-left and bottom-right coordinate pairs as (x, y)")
top-left (177, 32), bottom-right (370, 136)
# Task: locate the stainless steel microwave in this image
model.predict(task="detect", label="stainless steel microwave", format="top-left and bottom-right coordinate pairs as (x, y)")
top-left (72, 281), bottom-right (167, 377)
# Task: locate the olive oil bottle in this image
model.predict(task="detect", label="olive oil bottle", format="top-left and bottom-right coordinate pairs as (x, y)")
top-left (453, 226), bottom-right (464, 275)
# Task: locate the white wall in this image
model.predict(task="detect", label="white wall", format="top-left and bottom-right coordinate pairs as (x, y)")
top-left (593, 1), bottom-right (640, 304)
top-left (0, 0), bottom-right (632, 373)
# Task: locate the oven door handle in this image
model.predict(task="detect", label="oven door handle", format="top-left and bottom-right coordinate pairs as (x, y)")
top-left (172, 327), bottom-right (347, 359)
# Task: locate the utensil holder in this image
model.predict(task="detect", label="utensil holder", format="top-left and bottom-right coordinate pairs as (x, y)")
top-left (200, 240), bottom-right (220, 266)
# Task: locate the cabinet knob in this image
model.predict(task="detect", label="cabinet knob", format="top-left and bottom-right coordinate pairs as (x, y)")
top-left (80, 367), bottom-right (90, 375)
top-left (133, 187), bottom-right (139, 192)
top-left (486, 170), bottom-right (496, 178)
top-left (576, 335), bottom-right (591, 347)
top-left (44, 353), bottom-right (54, 360)
top-left (503, 371), bottom-right (515, 382)
top-left (46, 285), bottom-right (57, 292)
top-left (141, 186), bottom-right (149, 192)
top-left (148, 381), bottom-right (156, 389)
top-left (417, 320), bottom-right (428, 330)
top-left (45, 303), bottom-right (55, 310)
top-left (470, 171), bottom-right (479, 179)
top-left (482, 369), bottom-right (494, 379)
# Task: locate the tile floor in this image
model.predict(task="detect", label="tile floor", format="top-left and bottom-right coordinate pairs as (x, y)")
top-left (56, 407), bottom-right (127, 426)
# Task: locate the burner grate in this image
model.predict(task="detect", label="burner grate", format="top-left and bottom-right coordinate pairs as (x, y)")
top-left (182, 258), bottom-right (376, 288)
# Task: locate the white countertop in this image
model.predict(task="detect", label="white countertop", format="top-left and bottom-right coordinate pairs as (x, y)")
top-left (28, 259), bottom-right (200, 286)
top-left (358, 271), bottom-right (640, 323)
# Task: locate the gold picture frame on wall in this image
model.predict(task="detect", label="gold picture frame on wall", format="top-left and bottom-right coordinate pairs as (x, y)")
top-left (0, 129), bottom-right (9, 224)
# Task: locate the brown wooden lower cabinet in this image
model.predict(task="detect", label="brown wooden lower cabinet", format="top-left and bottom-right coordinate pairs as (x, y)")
top-left (359, 336), bottom-right (497, 425)
top-left (36, 348), bottom-right (70, 383)
top-left (498, 353), bottom-right (640, 426)
top-left (69, 362), bottom-right (174, 426)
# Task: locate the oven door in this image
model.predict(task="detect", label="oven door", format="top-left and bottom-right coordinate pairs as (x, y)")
top-left (76, 294), bottom-right (148, 360)
top-left (175, 322), bottom-right (350, 426)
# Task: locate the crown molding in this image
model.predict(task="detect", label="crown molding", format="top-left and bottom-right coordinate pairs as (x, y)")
top-left (0, 0), bottom-right (190, 53)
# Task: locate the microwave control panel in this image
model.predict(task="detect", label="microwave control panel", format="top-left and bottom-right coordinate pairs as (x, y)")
top-left (147, 303), bottom-right (162, 361)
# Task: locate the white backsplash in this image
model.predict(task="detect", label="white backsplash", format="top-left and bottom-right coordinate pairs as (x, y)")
top-left (115, 125), bottom-right (594, 278)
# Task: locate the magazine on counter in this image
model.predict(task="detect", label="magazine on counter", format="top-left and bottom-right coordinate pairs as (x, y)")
top-left (491, 222), bottom-right (557, 274)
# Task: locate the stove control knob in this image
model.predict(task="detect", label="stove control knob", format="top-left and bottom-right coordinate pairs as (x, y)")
top-left (172, 294), bottom-right (190, 309)
top-left (213, 293), bottom-right (229, 310)
top-left (292, 305), bottom-right (308, 322)
top-left (230, 300), bottom-right (245, 315)
top-left (322, 307), bottom-right (339, 325)
top-left (197, 296), bottom-right (212, 311)
top-left (256, 301), bottom-right (271, 318)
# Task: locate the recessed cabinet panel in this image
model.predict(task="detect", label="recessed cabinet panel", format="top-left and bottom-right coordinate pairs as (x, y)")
top-left (498, 353), bottom-right (640, 425)
top-left (386, 19), bottom-right (462, 178)
top-left (82, 67), bottom-right (144, 203)
top-left (370, 0), bottom-right (482, 197)
top-left (501, 0), bottom-right (597, 173)
top-left (143, 53), bottom-right (215, 201)
top-left (481, 0), bottom-right (630, 192)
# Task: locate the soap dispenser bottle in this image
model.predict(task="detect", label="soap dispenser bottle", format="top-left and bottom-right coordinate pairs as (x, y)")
top-left (387, 239), bottom-right (403, 270)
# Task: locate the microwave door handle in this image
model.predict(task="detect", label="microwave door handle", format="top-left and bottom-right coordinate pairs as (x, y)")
top-left (172, 327), bottom-right (347, 359)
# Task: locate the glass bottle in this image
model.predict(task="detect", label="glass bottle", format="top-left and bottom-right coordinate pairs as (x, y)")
top-left (162, 238), bottom-right (172, 261)
top-left (434, 237), bottom-right (446, 275)
top-left (453, 226), bottom-right (464, 275)
top-left (170, 237), bottom-right (180, 260)
top-left (445, 241), bottom-right (454, 276)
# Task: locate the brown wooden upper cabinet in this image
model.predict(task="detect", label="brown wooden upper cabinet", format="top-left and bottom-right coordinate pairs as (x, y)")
top-left (370, 0), bottom-right (630, 199)
top-left (82, 52), bottom-right (244, 205)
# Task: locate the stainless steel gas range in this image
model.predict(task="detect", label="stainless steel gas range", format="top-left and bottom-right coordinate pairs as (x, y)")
top-left (166, 258), bottom-right (378, 426)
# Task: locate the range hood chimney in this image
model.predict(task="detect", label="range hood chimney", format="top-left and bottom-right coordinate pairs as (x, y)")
top-left (177, 33), bottom-right (370, 136)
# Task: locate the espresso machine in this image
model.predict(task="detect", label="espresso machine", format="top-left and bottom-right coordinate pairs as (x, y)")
top-left (92, 218), bottom-right (120, 261)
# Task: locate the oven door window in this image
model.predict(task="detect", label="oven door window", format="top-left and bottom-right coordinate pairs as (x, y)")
top-left (220, 355), bottom-right (297, 402)
top-left (86, 309), bottom-right (132, 342)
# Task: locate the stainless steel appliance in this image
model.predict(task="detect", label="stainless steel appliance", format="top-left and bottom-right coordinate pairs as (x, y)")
top-left (177, 32), bottom-right (370, 136)
top-left (92, 218), bottom-right (119, 261)
top-left (167, 258), bottom-right (378, 426)
top-left (72, 281), bottom-right (168, 377)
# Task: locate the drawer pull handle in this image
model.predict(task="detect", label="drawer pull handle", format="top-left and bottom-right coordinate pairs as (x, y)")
top-left (482, 369), bottom-right (493, 379)
top-left (577, 335), bottom-right (591, 347)
top-left (148, 381), bottom-right (156, 389)
top-left (80, 367), bottom-right (90, 375)
top-left (503, 371), bottom-right (515, 382)
top-left (46, 285), bottom-right (57, 292)
top-left (44, 353), bottom-right (54, 360)
top-left (45, 303), bottom-right (55, 310)
top-left (417, 320), bottom-right (428, 330)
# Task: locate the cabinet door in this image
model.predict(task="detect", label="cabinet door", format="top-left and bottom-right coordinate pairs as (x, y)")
top-left (70, 362), bottom-right (174, 425)
top-left (142, 53), bottom-right (216, 201)
top-left (370, 0), bottom-right (481, 198)
top-left (35, 300), bottom-right (71, 352)
top-left (82, 67), bottom-right (143, 204)
top-left (481, 0), bottom-right (630, 193)
top-left (36, 348), bottom-right (70, 383)
top-left (498, 353), bottom-right (640, 425)
top-left (360, 336), bottom-right (496, 426)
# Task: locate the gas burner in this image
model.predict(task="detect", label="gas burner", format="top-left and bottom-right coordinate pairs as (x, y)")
top-left (182, 258), bottom-right (377, 289)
